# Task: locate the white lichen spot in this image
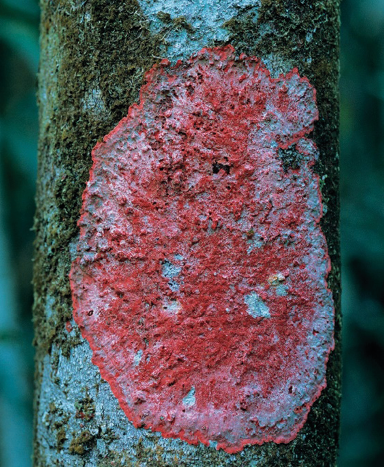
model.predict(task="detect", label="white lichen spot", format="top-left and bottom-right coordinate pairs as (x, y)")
top-left (79, 10), bottom-right (92, 24)
top-left (45, 295), bottom-right (56, 319)
top-left (133, 350), bottom-right (143, 367)
top-left (244, 292), bottom-right (270, 318)
top-left (162, 260), bottom-right (182, 278)
top-left (182, 387), bottom-right (196, 407)
top-left (259, 53), bottom-right (296, 78)
top-left (82, 88), bottom-right (105, 113)
top-left (275, 284), bottom-right (288, 296)
top-left (84, 11), bottom-right (91, 23)
top-left (162, 259), bottom-right (182, 291)
top-left (306, 31), bottom-right (313, 43)
top-left (247, 235), bottom-right (263, 253)
top-left (162, 299), bottom-right (181, 315)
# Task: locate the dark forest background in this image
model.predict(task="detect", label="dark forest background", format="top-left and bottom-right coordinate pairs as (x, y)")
top-left (0, 0), bottom-right (383, 465)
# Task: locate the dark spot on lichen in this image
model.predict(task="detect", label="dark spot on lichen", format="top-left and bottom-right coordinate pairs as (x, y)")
top-left (157, 11), bottom-right (172, 23)
top-left (69, 430), bottom-right (95, 455)
top-left (75, 391), bottom-right (95, 422)
top-left (279, 145), bottom-right (303, 172)
top-left (56, 427), bottom-right (67, 449)
top-left (246, 228), bottom-right (255, 239)
top-left (156, 11), bottom-right (195, 33)
top-left (96, 450), bottom-right (129, 467)
top-left (212, 162), bottom-right (231, 175)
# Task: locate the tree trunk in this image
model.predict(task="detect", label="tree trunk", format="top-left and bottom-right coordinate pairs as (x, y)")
top-left (33, 1), bottom-right (341, 465)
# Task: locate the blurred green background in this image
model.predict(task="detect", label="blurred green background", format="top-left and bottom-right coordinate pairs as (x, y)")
top-left (0, 0), bottom-right (383, 465)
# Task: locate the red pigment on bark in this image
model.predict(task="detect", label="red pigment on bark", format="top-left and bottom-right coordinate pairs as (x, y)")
top-left (70, 45), bottom-right (334, 453)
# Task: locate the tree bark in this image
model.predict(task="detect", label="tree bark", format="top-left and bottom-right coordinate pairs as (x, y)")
top-left (33, 1), bottom-right (341, 465)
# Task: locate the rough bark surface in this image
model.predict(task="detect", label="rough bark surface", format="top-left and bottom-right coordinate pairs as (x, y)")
top-left (33, 1), bottom-right (341, 466)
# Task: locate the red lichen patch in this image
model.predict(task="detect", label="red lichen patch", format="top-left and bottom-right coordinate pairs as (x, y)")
top-left (70, 45), bottom-right (334, 453)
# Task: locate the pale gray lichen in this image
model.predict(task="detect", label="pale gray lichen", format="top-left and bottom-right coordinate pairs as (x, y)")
top-left (137, 0), bottom-right (261, 61)
top-left (182, 387), bottom-right (196, 408)
top-left (244, 292), bottom-right (270, 319)
top-left (36, 341), bottom-right (256, 465)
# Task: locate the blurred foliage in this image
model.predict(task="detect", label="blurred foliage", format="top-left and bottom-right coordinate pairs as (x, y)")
top-left (0, 0), bottom-right (39, 466)
top-left (0, 0), bottom-right (383, 466)
top-left (0, 0), bottom-right (39, 302)
top-left (339, 0), bottom-right (384, 466)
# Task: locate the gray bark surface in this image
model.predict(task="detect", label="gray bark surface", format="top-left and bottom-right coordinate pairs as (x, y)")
top-left (33, 1), bottom-right (341, 465)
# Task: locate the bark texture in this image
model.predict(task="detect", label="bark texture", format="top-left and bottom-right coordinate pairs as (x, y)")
top-left (33, 1), bottom-right (341, 465)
